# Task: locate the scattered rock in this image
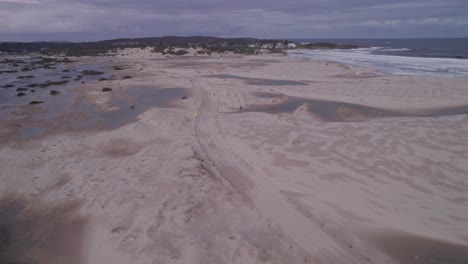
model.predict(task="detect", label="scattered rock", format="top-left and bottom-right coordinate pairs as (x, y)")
top-left (102, 87), bottom-right (112, 92)
top-left (1, 59), bottom-right (25, 64)
top-left (49, 90), bottom-right (60, 95)
top-left (112, 66), bottom-right (124, 70)
top-left (29, 100), bottom-right (44, 105)
top-left (37, 80), bottom-right (68, 88)
top-left (32, 57), bottom-right (58, 65)
top-left (181, 96), bottom-right (188, 100)
top-left (81, 70), bottom-right (104, 75)
top-left (62, 69), bottom-right (71, 72)
top-left (16, 75), bottom-right (34, 79)
top-left (30, 89), bottom-right (35, 92)
top-left (122, 76), bottom-right (132, 79)
top-left (98, 78), bottom-right (108, 81)
top-left (16, 92), bottom-right (27, 97)
top-left (1, 84), bottom-right (15, 88)
top-left (16, 88), bottom-right (29, 91)
top-left (49, 80), bottom-right (68, 86)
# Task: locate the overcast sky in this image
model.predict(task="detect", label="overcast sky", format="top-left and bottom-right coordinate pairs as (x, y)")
top-left (1, 0), bottom-right (467, 42)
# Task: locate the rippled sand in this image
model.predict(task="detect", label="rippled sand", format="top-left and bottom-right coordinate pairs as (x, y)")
top-left (1, 49), bottom-right (468, 264)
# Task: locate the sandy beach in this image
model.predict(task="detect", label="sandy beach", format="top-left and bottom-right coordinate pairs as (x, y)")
top-left (1, 49), bottom-right (468, 264)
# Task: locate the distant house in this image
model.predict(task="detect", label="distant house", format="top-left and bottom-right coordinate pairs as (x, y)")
top-left (275, 43), bottom-right (286, 49)
top-left (287, 43), bottom-right (297, 49)
top-left (261, 44), bottom-right (274, 49)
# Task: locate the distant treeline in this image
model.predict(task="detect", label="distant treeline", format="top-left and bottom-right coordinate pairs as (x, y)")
top-left (0, 36), bottom-right (287, 56)
top-left (0, 36), bottom-right (364, 56)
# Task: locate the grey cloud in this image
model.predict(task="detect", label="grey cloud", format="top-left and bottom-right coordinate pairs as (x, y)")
top-left (0, 0), bottom-right (466, 41)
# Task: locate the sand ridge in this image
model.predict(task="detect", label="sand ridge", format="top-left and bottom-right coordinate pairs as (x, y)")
top-left (1, 50), bottom-right (468, 263)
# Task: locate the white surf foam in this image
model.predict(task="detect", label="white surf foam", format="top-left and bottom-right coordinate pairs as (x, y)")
top-left (288, 49), bottom-right (468, 77)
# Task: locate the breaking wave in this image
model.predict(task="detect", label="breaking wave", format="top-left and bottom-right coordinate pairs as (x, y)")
top-left (288, 48), bottom-right (468, 77)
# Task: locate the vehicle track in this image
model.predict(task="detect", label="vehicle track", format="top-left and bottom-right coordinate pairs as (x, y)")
top-left (191, 76), bottom-right (364, 263)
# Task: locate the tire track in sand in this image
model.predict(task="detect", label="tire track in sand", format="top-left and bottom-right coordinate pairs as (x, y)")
top-left (192, 77), bottom-right (364, 263)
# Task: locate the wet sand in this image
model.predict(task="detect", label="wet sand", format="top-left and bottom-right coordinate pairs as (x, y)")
top-left (1, 49), bottom-right (468, 264)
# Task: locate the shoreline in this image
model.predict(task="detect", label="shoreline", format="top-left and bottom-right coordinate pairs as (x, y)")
top-left (289, 48), bottom-right (468, 78)
top-left (1, 51), bottom-right (468, 264)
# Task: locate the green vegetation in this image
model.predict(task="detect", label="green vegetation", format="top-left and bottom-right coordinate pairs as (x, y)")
top-left (0, 37), bottom-right (297, 56)
top-left (174, 50), bottom-right (189, 55)
top-left (0, 37), bottom-right (364, 58)
top-left (31, 57), bottom-right (74, 65)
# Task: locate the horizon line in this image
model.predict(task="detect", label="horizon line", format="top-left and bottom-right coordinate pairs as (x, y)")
top-left (1, 36), bottom-right (467, 44)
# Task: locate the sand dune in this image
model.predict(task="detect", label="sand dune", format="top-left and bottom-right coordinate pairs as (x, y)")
top-left (1, 50), bottom-right (468, 263)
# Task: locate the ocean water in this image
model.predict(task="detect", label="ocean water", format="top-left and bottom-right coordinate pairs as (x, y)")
top-left (289, 38), bottom-right (468, 77)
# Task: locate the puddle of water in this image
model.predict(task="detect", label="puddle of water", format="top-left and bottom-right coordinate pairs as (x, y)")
top-left (1, 59), bottom-right (111, 115)
top-left (421, 105), bottom-right (468, 117)
top-left (208, 74), bottom-right (308, 86)
top-left (1, 86), bottom-right (191, 140)
top-left (91, 87), bottom-right (190, 129)
top-left (0, 57), bottom-right (137, 139)
top-left (124, 87), bottom-right (188, 108)
top-left (247, 92), bottom-right (468, 122)
top-left (253, 91), bottom-right (285, 99)
top-left (13, 126), bottom-right (49, 139)
top-left (370, 231), bottom-right (468, 264)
